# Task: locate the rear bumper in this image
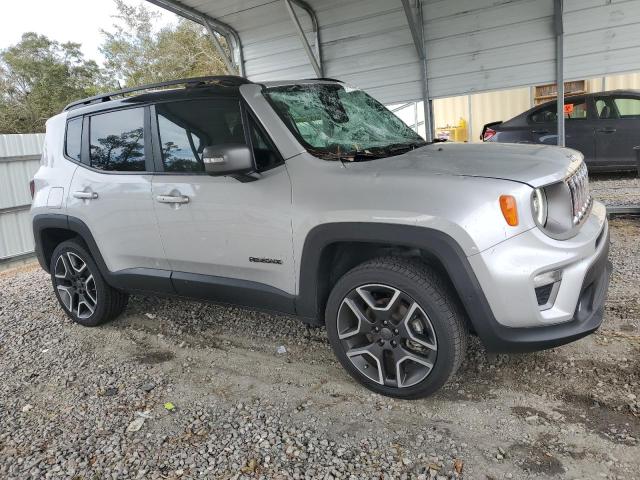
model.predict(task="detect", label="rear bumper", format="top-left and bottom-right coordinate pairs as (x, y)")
top-left (473, 225), bottom-right (611, 352)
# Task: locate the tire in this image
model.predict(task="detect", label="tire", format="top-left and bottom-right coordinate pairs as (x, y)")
top-left (50, 239), bottom-right (128, 327)
top-left (325, 256), bottom-right (468, 399)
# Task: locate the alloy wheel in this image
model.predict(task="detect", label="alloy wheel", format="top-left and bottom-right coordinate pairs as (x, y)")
top-left (54, 251), bottom-right (98, 319)
top-left (336, 284), bottom-right (438, 388)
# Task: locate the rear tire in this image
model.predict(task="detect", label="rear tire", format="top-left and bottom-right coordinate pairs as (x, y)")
top-left (50, 239), bottom-right (128, 327)
top-left (325, 256), bottom-right (467, 399)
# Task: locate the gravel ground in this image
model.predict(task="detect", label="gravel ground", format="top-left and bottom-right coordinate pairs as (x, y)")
top-left (590, 172), bottom-right (640, 207)
top-left (0, 218), bottom-right (639, 480)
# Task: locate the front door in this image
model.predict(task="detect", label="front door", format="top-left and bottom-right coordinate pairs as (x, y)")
top-left (67, 106), bottom-right (169, 274)
top-left (594, 94), bottom-right (640, 171)
top-left (150, 98), bottom-right (295, 299)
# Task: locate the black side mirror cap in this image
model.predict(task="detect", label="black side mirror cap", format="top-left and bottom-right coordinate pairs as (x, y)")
top-left (203, 144), bottom-right (254, 177)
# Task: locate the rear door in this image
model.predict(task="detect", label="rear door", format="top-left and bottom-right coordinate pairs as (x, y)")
top-left (67, 106), bottom-right (169, 274)
top-left (594, 94), bottom-right (640, 171)
top-left (150, 97), bottom-right (295, 297)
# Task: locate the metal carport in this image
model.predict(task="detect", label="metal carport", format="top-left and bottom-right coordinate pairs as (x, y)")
top-left (145, 0), bottom-right (640, 145)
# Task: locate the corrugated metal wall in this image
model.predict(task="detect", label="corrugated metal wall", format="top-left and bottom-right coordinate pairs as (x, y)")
top-left (0, 134), bottom-right (44, 261)
top-left (424, 0), bottom-right (640, 99)
top-left (176, 0), bottom-right (640, 104)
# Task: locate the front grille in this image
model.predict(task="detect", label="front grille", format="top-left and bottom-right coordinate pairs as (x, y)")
top-left (565, 161), bottom-right (591, 226)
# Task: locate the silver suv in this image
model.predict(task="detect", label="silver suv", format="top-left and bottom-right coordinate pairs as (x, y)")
top-left (31, 76), bottom-right (611, 398)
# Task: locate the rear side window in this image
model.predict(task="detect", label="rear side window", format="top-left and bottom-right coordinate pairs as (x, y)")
top-left (563, 99), bottom-right (587, 120)
top-left (156, 99), bottom-right (245, 173)
top-left (530, 98), bottom-right (587, 123)
top-left (65, 117), bottom-right (82, 162)
top-left (89, 108), bottom-right (146, 171)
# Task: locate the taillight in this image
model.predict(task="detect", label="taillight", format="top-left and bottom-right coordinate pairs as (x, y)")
top-left (29, 179), bottom-right (35, 199)
top-left (483, 128), bottom-right (497, 141)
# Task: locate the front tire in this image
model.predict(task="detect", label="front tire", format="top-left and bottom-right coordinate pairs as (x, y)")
top-left (50, 239), bottom-right (128, 327)
top-left (326, 256), bottom-right (467, 399)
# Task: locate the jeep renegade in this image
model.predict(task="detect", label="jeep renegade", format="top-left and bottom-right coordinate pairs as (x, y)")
top-left (31, 76), bottom-right (611, 398)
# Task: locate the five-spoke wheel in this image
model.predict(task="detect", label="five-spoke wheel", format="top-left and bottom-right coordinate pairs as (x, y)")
top-left (50, 240), bottom-right (128, 326)
top-left (337, 284), bottom-right (437, 388)
top-left (326, 257), bottom-right (467, 399)
top-left (54, 251), bottom-right (98, 319)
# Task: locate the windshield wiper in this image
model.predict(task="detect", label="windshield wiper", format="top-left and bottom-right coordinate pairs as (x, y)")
top-left (380, 141), bottom-right (427, 154)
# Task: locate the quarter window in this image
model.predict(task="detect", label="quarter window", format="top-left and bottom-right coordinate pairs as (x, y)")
top-left (65, 117), bottom-right (82, 162)
top-left (156, 99), bottom-right (245, 173)
top-left (248, 116), bottom-right (282, 171)
top-left (89, 108), bottom-right (146, 172)
top-left (530, 105), bottom-right (557, 123)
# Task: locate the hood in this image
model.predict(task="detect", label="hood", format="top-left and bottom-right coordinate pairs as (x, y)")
top-left (344, 142), bottom-right (581, 187)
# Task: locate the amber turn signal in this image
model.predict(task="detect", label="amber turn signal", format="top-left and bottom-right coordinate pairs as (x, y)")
top-left (499, 195), bottom-right (518, 226)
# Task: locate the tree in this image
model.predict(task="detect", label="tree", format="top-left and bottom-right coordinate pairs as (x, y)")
top-left (0, 33), bottom-right (107, 133)
top-left (100, 0), bottom-right (229, 87)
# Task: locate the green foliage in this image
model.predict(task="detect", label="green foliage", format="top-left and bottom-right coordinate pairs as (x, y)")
top-left (0, 33), bottom-right (107, 133)
top-left (100, 0), bottom-right (228, 86)
top-left (0, 1), bottom-right (230, 134)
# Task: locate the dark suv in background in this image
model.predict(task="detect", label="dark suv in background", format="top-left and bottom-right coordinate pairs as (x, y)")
top-left (482, 90), bottom-right (640, 173)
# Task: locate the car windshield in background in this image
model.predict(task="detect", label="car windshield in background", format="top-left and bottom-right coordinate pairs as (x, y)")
top-left (264, 83), bottom-right (426, 161)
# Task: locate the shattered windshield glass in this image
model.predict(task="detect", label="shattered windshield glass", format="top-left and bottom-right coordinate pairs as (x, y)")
top-left (264, 83), bottom-right (426, 161)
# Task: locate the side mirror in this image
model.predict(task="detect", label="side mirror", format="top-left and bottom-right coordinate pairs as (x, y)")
top-left (203, 144), bottom-right (254, 177)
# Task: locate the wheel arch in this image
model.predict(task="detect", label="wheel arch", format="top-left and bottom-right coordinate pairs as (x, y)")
top-left (296, 223), bottom-right (495, 334)
top-left (33, 214), bottom-right (110, 277)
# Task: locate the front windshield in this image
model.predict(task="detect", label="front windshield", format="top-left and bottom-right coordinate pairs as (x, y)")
top-left (264, 83), bottom-right (426, 160)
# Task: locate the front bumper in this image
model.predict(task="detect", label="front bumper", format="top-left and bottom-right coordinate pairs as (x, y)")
top-left (467, 200), bottom-right (611, 352)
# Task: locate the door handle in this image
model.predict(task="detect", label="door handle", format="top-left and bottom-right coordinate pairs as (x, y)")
top-left (531, 129), bottom-right (549, 134)
top-left (597, 127), bottom-right (617, 134)
top-left (156, 194), bottom-right (189, 204)
top-left (73, 191), bottom-right (98, 199)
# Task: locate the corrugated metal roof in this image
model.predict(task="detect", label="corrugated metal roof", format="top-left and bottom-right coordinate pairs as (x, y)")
top-left (152, 0), bottom-right (640, 103)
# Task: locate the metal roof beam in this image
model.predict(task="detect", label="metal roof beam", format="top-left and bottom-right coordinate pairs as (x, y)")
top-left (283, 0), bottom-right (323, 77)
top-left (145, 0), bottom-right (245, 76)
top-left (555, 0), bottom-right (565, 147)
top-left (402, 0), bottom-right (433, 142)
top-left (203, 22), bottom-right (236, 75)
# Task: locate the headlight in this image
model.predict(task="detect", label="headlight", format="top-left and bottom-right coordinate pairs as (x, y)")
top-left (531, 188), bottom-right (548, 227)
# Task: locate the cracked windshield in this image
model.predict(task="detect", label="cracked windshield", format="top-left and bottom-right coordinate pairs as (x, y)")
top-left (265, 83), bottom-right (426, 160)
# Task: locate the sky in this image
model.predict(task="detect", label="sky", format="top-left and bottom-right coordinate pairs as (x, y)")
top-left (0, 0), bottom-right (177, 64)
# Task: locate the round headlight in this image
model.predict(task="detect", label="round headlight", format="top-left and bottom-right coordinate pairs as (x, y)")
top-left (532, 188), bottom-right (548, 227)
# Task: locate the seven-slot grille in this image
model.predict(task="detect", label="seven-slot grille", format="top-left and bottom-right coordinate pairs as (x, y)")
top-left (565, 161), bottom-right (591, 225)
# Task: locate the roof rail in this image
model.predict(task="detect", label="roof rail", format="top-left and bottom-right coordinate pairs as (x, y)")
top-left (64, 75), bottom-right (252, 111)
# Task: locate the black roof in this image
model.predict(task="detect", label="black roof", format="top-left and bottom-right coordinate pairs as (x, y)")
top-left (64, 75), bottom-right (252, 113)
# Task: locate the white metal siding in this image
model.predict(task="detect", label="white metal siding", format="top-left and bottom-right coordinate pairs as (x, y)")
top-left (172, 0), bottom-right (640, 104)
top-left (0, 210), bottom-right (33, 260)
top-left (0, 134), bottom-right (44, 260)
top-left (423, 0), bottom-right (555, 98)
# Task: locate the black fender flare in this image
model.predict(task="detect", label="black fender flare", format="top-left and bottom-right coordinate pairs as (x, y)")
top-left (32, 213), bottom-right (171, 293)
top-left (33, 213), bottom-right (110, 275)
top-left (295, 222), bottom-right (492, 328)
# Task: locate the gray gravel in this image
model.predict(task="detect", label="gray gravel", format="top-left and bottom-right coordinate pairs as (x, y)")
top-left (0, 218), bottom-right (639, 479)
top-left (590, 172), bottom-right (640, 206)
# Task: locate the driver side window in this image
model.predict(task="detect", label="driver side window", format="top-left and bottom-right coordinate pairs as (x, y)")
top-left (155, 99), bottom-right (244, 173)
